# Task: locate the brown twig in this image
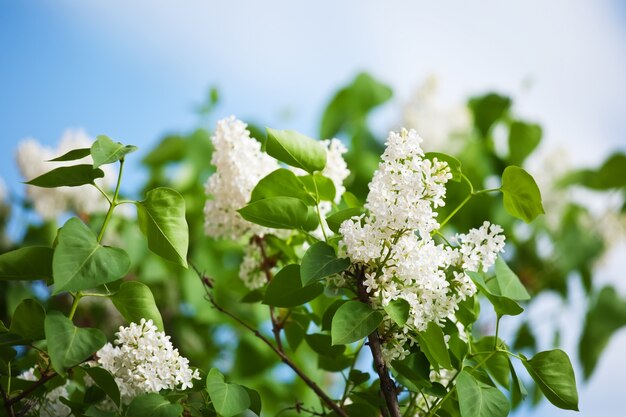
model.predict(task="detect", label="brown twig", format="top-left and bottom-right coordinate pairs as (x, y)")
top-left (7, 371), bottom-right (57, 407)
top-left (355, 268), bottom-right (402, 417)
top-left (0, 381), bottom-right (16, 417)
top-left (190, 262), bottom-right (348, 417)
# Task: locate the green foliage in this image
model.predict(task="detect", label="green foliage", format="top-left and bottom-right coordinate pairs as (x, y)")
top-left (331, 301), bottom-right (383, 345)
top-left (500, 166), bottom-right (545, 223)
top-left (238, 196), bottom-right (309, 229)
top-left (416, 322), bottom-right (453, 371)
top-left (383, 298), bottom-right (410, 327)
top-left (456, 370), bottom-right (510, 417)
top-left (206, 368), bottom-right (251, 417)
top-left (250, 169), bottom-right (315, 205)
top-left (25, 165), bottom-right (104, 188)
top-left (300, 242), bottom-right (350, 285)
top-left (0, 246), bottom-right (53, 281)
top-left (91, 135), bottom-right (138, 168)
top-left (521, 349), bottom-right (579, 411)
top-left (325, 207), bottom-right (363, 233)
top-left (44, 311), bottom-right (106, 375)
top-left (265, 128), bottom-right (326, 173)
top-left (263, 264), bottom-right (323, 307)
top-left (48, 147), bottom-right (91, 162)
top-left (425, 152), bottom-right (462, 182)
top-left (52, 217), bottom-right (131, 294)
top-left (579, 286), bottom-right (626, 379)
top-left (83, 366), bottom-right (121, 407)
top-left (110, 281), bottom-right (164, 331)
top-left (507, 121), bottom-right (542, 166)
top-left (125, 393), bottom-right (183, 417)
top-left (136, 187), bottom-right (189, 267)
top-left (9, 299), bottom-right (45, 340)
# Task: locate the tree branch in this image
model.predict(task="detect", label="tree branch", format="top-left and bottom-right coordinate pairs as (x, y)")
top-left (6, 370), bottom-right (57, 407)
top-left (190, 262), bottom-right (348, 417)
top-left (0, 381), bottom-right (16, 417)
top-left (355, 268), bottom-right (402, 417)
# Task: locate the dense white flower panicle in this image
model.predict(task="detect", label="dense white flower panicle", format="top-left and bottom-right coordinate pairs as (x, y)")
top-left (456, 221), bottom-right (506, 272)
top-left (19, 368), bottom-right (71, 417)
top-left (204, 116), bottom-right (279, 240)
top-left (320, 138), bottom-right (350, 203)
top-left (239, 244), bottom-right (268, 290)
top-left (339, 128), bottom-right (506, 364)
top-left (96, 319), bottom-right (200, 403)
top-left (16, 130), bottom-right (113, 220)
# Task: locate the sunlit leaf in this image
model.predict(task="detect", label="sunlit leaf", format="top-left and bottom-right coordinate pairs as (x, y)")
top-left (26, 165), bottom-right (104, 188)
top-left (501, 166), bottom-right (544, 223)
top-left (265, 128), bottom-right (326, 173)
top-left (331, 300), bottom-right (382, 345)
top-left (91, 135), bottom-right (137, 168)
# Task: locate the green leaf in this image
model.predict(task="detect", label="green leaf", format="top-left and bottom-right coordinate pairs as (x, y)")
top-left (558, 153), bottom-right (626, 190)
top-left (456, 370), bottom-right (510, 417)
top-left (500, 166), bottom-right (544, 223)
top-left (52, 218), bottom-right (131, 294)
top-left (265, 128), bottom-right (327, 173)
top-left (250, 169), bottom-right (315, 205)
top-left (206, 368), bottom-right (250, 417)
top-left (136, 187), bottom-right (189, 267)
top-left (25, 165), bottom-right (104, 188)
top-left (0, 246), bottom-right (53, 281)
top-left (125, 393), bottom-right (183, 417)
top-left (509, 360), bottom-right (527, 408)
top-left (521, 349), bottom-right (578, 411)
top-left (110, 281), bottom-right (164, 331)
top-left (48, 148), bottom-right (91, 162)
top-left (301, 242), bottom-right (350, 285)
top-left (383, 298), bottom-right (410, 327)
top-left (472, 338), bottom-right (511, 388)
top-left (331, 300), bottom-right (383, 345)
top-left (9, 299), bottom-right (45, 340)
top-left (415, 322), bottom-right (452, 371)
top-left (238, 197), bottom-right (308, 229)
top-left (326, 207), bottom-right (364, 234)
top-left (425, 152), bottom-right (462, 182)
top-left (299, 174), bottom-right (337, 202)
top-left (467, 272), bottom-right (523, 317)
top-left (91, 135), bottom-right (138, 168)
top-left (320, 72), bottom-right (392, 139)
top-left (491, 257), bottom-right (530, 301)
top-left (305, 333), bottom-right (345, 357)
top-left (392, 351), bottom-right (431, 389)
top-left (44, 311), bottom-right (106, 375)
top-left (508, 121), bottom-right (542, 166)
top-left (322, 299), bottom-right (347, 331)
top-left (579, 286), bottom-right (626, 379)
top-left (263, 264), bottom-right (323, 307)
top-left (468, 93), bottom-right (511, 138)
top-left (83, 366), bottom-right (121, 407)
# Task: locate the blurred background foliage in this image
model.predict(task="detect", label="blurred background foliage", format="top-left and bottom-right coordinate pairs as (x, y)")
top-left (1, 73), bottom-right (625, 415)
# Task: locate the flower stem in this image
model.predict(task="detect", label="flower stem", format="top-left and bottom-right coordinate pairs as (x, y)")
top-left (68, 292), bottom-right (83, 320)
top-left (97, 158), bottom-right (125, 243)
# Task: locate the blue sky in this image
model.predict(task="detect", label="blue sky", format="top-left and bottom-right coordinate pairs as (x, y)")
top-left (1, 1), bottom-right (626, 415)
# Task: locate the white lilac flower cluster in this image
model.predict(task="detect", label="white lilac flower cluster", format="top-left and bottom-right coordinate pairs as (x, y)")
top-left (16, 129), bottom-right (113, 220)
top-left (19, 368), bottom-right (71, 417)
top-left (204, 116), bottom-right (279, 240)
top-left (339, 128), bottom-right (505, 363)
top-left (204, 117), bottom-right (351, 289)
top-left (96, 319), bottom-right (200, 403)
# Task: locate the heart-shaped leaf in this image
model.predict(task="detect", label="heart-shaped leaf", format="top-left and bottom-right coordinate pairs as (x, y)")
top-left (10, 299), bottom-right (46, 340)
top-left (301, 242), bottom-right (350, 285)
top-left (467, 272), bottom-right (523, 317)
top-left (206, 368), bottom-right (250, 417)
top-left (299, 173), bottom-right (337, 202)
top-left (91, 135), bottom-right (138, 168)
top-left (456, 370), bottom-right (510, 417)
top-left (110, 281), bottom-right (164, 331)
top-left (136, 187), bottom-right (188, 267)
top-left (383, 298), bottom-right (410, 327)
top-left (331, 300), bottom-right (383, 345)
top-left (501, 166), bottom-right (544, 223)
top-left (0, 246), bottom-right (53, 282)
top-left (52, 218), bottom-right (130, 294)
top-left (265, 128), bottom-right (327, 173)
top-left (45, 312), bottom-right (106, 375)
top-left (26, 165), bottom-right (104, 188)
top-left (125, 393), bottom-right (183, 417)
